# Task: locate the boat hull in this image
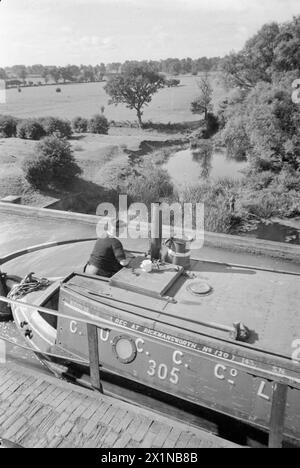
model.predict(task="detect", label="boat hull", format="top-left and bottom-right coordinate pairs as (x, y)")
top-left (59, 294), bottom-right (300, 444)
top-left (11, 274), bottom-right (300, 446)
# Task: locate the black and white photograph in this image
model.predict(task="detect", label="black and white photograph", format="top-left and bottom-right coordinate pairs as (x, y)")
top-left (0, 0), bottom-right (299, 452)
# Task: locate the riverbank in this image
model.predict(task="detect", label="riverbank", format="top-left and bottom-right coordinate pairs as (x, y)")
top-left (0, 127), bottom-right (189, 209)
top-left (0, 204), bottom-right (299, 269)
top-left (1, 120), bottom-right (299, 246)
top-left (160, 142), bottom-right (300, 245)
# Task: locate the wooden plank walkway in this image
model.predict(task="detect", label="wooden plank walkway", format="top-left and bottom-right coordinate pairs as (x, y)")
top-left (0, 363), bottom-right (239, 448)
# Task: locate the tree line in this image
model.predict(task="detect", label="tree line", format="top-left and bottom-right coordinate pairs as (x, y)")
top-left (218, 15), bottom-right (300, 174)
top-left (0, 56), bottom-right (221, 84)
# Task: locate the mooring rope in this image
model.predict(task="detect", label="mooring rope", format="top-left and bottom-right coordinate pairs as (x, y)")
top-left (7, 273), bottom-right (51, 301)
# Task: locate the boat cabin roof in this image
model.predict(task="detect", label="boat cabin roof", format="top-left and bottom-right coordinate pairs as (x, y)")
top-left (61, 256), bottom-right (300, 361)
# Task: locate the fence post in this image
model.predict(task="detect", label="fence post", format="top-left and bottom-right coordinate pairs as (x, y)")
top-left (87, 324), bottom-right (103, 393)
top-left (268, 382), bottom-right (288, 448)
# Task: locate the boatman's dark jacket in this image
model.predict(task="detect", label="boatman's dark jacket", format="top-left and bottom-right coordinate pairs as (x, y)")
top-left (88, 237), bottom-right (126, 278)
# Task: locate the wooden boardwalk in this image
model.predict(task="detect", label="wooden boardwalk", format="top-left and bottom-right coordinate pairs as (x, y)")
top-left (0, 363), bottom-right (238, 449)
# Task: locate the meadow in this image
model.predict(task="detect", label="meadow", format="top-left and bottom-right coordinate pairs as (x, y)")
top-left (0, 73), bottom-right (299, 242)
top-left (1, 76), bottom-right (203, 123)
top-left (0, 75), bottom-right (204, 206)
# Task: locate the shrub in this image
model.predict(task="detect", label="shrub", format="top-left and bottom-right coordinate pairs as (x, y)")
top-left (95, 156), bottom-right (174, 206)
top-left (41, 117), bottom-right (72, 138)
top-left (277, 169), bottom-right (300, 192)
top-left (206, 112), bottom-right (219, 136)
top-left (126, 162), bottom-right (174, 206)
top-left (94, 157), bottom-right (130, 191)
top-left (246, 171), bottom-right (274, 190)
top-left (204, 203), bottom-right (235, 233)
top-left (88, 114), bottom-right (109, 135)
top-left (241, 188), bottom-right (300, 219)
top-left (17, 119), bottom-right (46, 140)
top-left (72, 116), bottom-right (89, 133)
top-left (0, 115), bottom-right (18, 138)
top-left (221, 117), bottom-right (250, 160)
top-left (166, 79), bottom-right (180, 87)
top-left (22, 136), bottom-right (81, 188)
top-left (181, 179), bottom-right (240, 233)
top-left (241, 192), bottom-right (280, 218)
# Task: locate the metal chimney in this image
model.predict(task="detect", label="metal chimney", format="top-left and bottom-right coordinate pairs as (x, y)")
top-left (150, 203), bottom-right (162, 260)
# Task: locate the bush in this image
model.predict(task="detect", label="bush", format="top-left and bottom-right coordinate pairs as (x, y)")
top-left (242, 192), bottom-right (280, 218)
top-left (277, 169), bottom-right (300, 192)
top-left (204, 203), bottom-right (235, 233)
top-left (0, 115), bottom-right (18, 138)
top-left (17, 119), bottom-right (46, 140)
top-left (22, 136), bottom-right (81, 188)
top-left (206, 112), bottom-right (219, 136)
top-left (181, 178), bottom-right (240, 233)
top-left (41, 117), bottom-right (72, 138)
top-left (126, 162), bottom-right (174, 206)
top-left (94, 157), bottom-right (130, 191)
top-left (72, 116), bottom-right (89, 133)
top-left (88, 114), bottom-right (109, 135)
top-left (221, 116), bottom-right (250, 160)
top-left (95, 156), bottom-right (174, 206)
top-left (166, 79), bottom-right (180, 87)
top-left (241, 188), bottom-right (300, 219)
top-left (246, 171), bottom-right (274, 190)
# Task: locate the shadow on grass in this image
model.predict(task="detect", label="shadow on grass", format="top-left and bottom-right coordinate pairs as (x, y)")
top-left (69, 134), bottom-right (87, 141)
top-left (124, 139), bottom-right (189, 162)
top-left (39, 178), bottom-right (122, 215)
top-left (142, 120), bottom-right (200, 134)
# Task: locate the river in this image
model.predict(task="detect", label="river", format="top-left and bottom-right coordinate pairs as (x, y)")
top-left (165, 147), bottom-right (247, 185)
top-left (165, 147), bottom-right (300, 245)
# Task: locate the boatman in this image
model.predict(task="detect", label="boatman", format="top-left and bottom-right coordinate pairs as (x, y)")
top-left (85, 219), bottom-right (130, 278)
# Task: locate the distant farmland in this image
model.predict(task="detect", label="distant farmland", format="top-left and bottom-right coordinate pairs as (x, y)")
top-left (1, 76), bottom-right (205, 123)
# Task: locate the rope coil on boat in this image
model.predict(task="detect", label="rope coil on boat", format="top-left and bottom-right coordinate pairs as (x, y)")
top-left (8, 273), bottom-right (51, 301)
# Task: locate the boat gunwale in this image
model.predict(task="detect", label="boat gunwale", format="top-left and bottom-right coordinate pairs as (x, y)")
top-left (9, 271), bottom-right (300, 389)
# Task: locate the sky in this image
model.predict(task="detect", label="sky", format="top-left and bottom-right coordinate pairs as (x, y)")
top-left (0, 0), bottom-right (299, 66)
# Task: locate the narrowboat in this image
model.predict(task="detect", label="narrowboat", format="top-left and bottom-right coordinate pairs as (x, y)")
top-left (2, 219), bottom-right (300, 446)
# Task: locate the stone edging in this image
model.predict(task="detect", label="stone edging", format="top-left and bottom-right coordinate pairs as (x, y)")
top-left (0, 202), bottom-right (299, 262)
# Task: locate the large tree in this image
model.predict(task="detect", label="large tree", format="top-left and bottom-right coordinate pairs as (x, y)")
top-left (219, 15), bottom-right (300, 174)
top-left (220, 82), bottom-right (300, 172)
top-left (191, 73), bottom-right (213, 121)
top-left (0, 68), bottom-right (6, 80)
top-left (12, 65), bottom-right (27, 84)
top-left (104, 63), bottom-right (165, 126)
top-left (274, 16), bottom-right (300, 72)
top-left (222, 17), bottom-right (300, 90)
top-left (95, 63), bottom-right (106, 81)
top-left (49, 66), bottom-right (61, 83)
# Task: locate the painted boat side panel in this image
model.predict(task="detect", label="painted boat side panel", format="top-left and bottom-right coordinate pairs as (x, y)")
top-left (55, 287), bottom-right (300, 442)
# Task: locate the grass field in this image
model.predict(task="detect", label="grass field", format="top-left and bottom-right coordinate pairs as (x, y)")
top-left (1, 75), bottom-right (204, 123)
top-left (0, 73), bottom-right (223, 209)
top-left (0, 125), bottom-right (187, 207)
top-left (0, 75), bottom-right (205, 206)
